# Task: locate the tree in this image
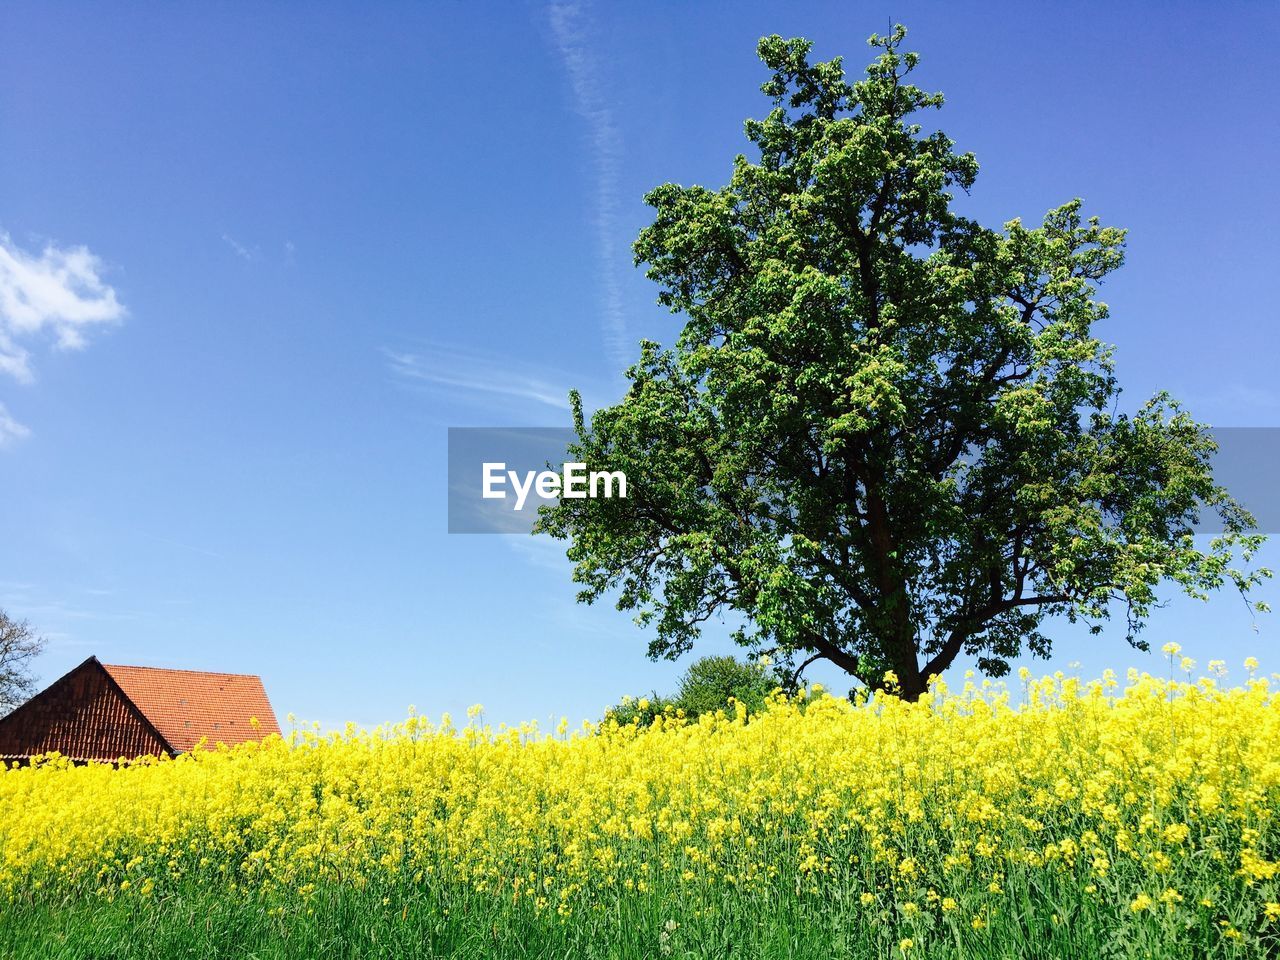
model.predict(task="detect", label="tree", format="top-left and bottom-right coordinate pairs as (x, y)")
top-left (537, 27), bottom-right (1269, 701)
top-left (0, 610), bottom-right (45, 713)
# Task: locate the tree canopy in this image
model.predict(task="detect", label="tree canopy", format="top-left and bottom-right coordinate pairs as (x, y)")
top-left (536, 27), bottom-right (1268, 700)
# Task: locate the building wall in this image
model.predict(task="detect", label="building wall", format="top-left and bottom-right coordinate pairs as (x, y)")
top-left (0, 660), bottom-right (170, 763)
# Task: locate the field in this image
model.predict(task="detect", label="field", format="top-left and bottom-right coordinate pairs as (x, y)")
top-left (2, 655), bottom-right (1278, 959)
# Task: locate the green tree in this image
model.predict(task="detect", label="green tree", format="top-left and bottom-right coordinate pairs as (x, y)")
top-left (538, 27), bottom-right (1268, 701)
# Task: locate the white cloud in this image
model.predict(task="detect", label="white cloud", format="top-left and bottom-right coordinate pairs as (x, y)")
top-left (0, 403), bottom-right (31, 446)
top-left (547, 1), bottom-right (629, 367)
top-left (0, 232), bottom-right (125, 384)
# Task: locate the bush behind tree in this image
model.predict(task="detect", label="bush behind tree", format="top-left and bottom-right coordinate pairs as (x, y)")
top-left (675, 654), bottom-right (777, 717)
top-left (604, 654), bottom-right (786, 726)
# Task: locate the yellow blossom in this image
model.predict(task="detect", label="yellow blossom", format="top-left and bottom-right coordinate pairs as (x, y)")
top-left (0, 656), bottom-right (1274, 956)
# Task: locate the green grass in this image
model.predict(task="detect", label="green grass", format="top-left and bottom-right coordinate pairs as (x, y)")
top-left (2, 879), bottom-right (1269, 960)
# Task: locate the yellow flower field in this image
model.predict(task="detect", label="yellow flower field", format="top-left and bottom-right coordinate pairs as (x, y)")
top-left (2, 658), bottom-right (1279, 958)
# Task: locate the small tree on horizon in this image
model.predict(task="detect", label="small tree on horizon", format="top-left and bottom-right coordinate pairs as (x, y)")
top-left (537, 27), bottom-right (1269, 701)
top-left (603, 654), bottom-right (780, 726)
top-left (675, 654), bottom-right (777, 717)
top-left (0, 610), bottom-right (45, 714)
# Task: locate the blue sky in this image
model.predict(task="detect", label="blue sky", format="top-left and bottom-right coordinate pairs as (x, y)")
top-left (1, 2), bottom-right (1278, 730)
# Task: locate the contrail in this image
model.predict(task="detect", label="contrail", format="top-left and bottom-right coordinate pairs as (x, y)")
top-left (547, 1), bottom-right (629, 368)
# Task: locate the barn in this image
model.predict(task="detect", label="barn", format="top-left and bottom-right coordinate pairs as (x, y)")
top-left (0, 656), bottom-right (281, 763)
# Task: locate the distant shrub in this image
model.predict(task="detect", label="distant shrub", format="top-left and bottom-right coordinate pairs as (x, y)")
top-left (604, 656), bottom-right (782, 727)
top-left (675, 655), bottom-right (776, 718)
top-left (601, 693), bottom-right (676, 727)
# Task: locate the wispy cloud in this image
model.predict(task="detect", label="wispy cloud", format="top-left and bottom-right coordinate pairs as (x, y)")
top-left (385, 345), bottom-right (575, 413)
top-left (0, 586), bottom-right (144, 631)
top-left (221, 233), bottom-right (257, 261)
top-left (0, 403), bottom-right (31, 446)
top-left (505, 531), bottom-right (573, 574)
top-left (0, 232), bottom-right (125, 385)
top-left (547, 1), bottom-right (629, 367)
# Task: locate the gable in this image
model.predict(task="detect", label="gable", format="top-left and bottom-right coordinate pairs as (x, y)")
top-left (0, 658), bottom-right (171, 762)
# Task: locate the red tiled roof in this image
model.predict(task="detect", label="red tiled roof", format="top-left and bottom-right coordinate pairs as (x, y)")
top-left (100, 662), bottom-right (281, 752)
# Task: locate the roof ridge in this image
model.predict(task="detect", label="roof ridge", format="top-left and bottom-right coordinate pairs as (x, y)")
top-left (101, 662), bottom-right (266, 680)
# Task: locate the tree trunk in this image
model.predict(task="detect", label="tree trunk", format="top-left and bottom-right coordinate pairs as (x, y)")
top-left (885, 632), bottom-right (927, 701)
